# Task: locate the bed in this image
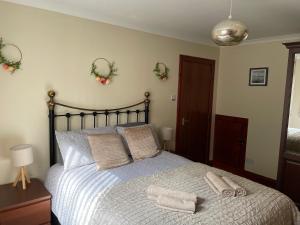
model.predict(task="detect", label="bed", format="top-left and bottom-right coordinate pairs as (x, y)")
top-left (287, 128), bottom-right (300, 154)
top-left (44, 90), bottom-right (300, 225)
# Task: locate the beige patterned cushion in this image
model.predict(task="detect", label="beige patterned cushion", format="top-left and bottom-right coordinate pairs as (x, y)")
top-left (123, 126), bottom-right (159, 160)
top-left (87, 134), bottom-right (130, 170)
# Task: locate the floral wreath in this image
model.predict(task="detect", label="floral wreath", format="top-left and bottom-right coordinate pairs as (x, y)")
top-left (91, 58), bottom-right (118, 85)
top-left (0, 38), bottom-right (22, 74)
top-left (153, 62), bottom-right (169, 80)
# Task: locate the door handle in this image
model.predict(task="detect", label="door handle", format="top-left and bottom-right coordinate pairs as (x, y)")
top-left (182, 117), bottom-right (189, 126)
top-left (239, 139), bottom-right (245, 145)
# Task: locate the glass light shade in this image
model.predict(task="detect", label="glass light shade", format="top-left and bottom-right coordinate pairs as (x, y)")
top-left (10, 144), bottom-right (33, 167)
top-left (161, 127), bottom-right (173, 141)
top-left (211, 18), bottom-right (248, 46)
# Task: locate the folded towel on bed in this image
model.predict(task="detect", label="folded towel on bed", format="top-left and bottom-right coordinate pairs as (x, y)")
top-left (205, 171), bottom-right (235, 197)
top-left (156, 195), bottom-right (196, 214)
top-left (204, 176), bottom-right (220, 194)
top-left (146, 185), bottom-right (197, 203)
top-left (222, 176), bottom-right (247, 196)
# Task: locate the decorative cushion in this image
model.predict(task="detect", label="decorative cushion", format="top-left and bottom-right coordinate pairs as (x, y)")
top-left (116, 124), bottom-right (162, 151)
top-left (87, 133), bottom-right (131, 170)
top-left (123, 126), bottom-right (160, 160)
top-left (55, 127), bottom-right (117, 170)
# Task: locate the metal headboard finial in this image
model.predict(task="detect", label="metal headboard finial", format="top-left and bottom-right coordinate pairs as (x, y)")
top-left (47, 90), bottom-right (56, 110)
top-left (144, 91), bottom-right (150, 103)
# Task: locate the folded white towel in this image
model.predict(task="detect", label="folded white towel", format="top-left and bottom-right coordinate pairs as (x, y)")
top-left (204, 176), bottom-right (219, 195)
top-left (222, 176), bottom-right (247, 197)
top-left (205, 171), bottom-right (235, 197)
top-left (156, 195), bottom-right (195, 214)
top-left (146, 185), bottom-right (197, 203)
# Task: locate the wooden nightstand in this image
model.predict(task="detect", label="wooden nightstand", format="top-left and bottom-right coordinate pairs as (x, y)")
top-left (0, 178), bottom-right (51, 225)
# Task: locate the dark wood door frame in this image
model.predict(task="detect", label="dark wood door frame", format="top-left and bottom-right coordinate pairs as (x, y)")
top-left (175, 55), bottom-right (215, 164)
top-left (277, 42), bottom-right (300, 190)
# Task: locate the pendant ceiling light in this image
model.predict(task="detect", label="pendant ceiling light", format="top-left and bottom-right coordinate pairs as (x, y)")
top-left (211, 0), bottom-right (248, 46)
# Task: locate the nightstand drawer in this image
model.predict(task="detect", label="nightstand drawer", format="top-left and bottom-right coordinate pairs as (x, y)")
top-left (0, 200), bottom-right (50, 225)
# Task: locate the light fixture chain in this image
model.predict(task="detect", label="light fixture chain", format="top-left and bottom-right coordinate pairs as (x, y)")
top-left (229, 0), bottom-right (233, 19)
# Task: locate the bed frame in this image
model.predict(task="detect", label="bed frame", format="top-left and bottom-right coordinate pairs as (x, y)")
top-left (47, 90), bottom-right (150, 166)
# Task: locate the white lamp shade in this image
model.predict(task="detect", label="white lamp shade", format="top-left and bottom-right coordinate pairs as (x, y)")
top-left (10, 144), bottom-right (33, 167)
top-left (161, 127), bottom-right (173, 141)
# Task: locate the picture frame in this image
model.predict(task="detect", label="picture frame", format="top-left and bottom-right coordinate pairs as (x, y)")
top-left (249, 67), bottom-right (268, 86)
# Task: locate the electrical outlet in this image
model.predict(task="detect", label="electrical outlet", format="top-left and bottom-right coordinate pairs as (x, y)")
top-left (171, 95), bottom-right (176, 101)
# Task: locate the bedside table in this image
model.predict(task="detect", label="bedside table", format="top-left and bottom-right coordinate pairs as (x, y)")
top-left (0, 178), bottom-right (51, 225)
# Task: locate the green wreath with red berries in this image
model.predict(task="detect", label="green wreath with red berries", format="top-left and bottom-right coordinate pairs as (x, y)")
top-left (153, 62), bottom-right (169, 80)
top-left (0, 38), bottom-right (22, 74)
top-left (91, 58), bottom-right (118, 85)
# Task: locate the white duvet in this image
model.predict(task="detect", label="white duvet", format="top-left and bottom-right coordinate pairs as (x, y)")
top-left (45, 151), bottom-right (299, 225)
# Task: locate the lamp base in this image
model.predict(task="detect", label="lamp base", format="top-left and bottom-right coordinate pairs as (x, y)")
top-left (12, 166), bottom-right (31, 190)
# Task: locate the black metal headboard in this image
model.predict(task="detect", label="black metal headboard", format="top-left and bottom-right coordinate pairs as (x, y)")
top-left (47, 90), bottom-right (150, 166)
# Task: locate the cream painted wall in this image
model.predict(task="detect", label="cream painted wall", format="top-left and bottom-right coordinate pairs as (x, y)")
top-left (0, 1), bottom-right (292, 183)
top-left (289, 58), bottom-right (300, 128)
top-left (0, 2), bottom-right (219, 184)
top-left (216, 42), bottom-right (289, 179)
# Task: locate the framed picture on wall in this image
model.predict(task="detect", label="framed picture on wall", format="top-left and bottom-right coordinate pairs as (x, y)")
top-left (249, 67), bottom-right (268, 86)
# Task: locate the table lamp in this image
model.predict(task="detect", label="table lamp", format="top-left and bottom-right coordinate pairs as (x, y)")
top-left (10, 144), bottom-right (33, 190)
top-left (161, 127), bottom-right (173, 151)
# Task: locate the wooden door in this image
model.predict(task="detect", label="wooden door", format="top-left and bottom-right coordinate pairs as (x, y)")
top-left (176, 55), bottom-right (215, 164)
top-left (213, 115), bottom-right (248, 170)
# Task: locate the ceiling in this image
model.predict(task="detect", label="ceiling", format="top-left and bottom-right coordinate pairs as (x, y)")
top-left (5, 0), bottom-right (300, 45)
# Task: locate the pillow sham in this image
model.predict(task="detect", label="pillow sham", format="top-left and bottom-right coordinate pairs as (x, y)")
top-left (83, 126), bottom-right (116, 134)
top-left (87, 133), bottom-right (131, 170)
top-left (123, 125), bottom-right (160, 160)
top-left (55, 126), bottom-right (117, 170)
top-left (116, 124), bottom-right (162, 150)
top-left (116, 122), bottom-right (146, 128)
top-left (55, 131), bottom-right (94, 170)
